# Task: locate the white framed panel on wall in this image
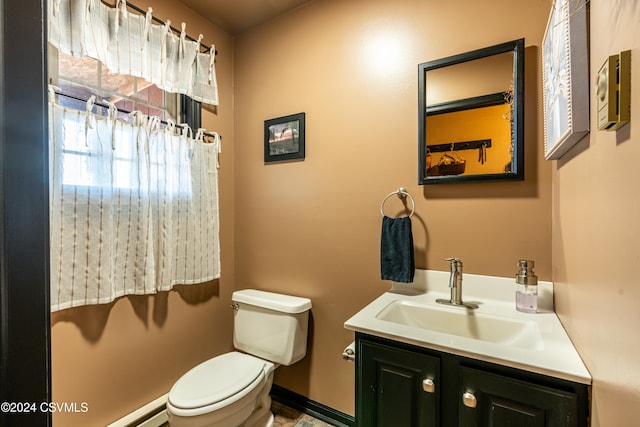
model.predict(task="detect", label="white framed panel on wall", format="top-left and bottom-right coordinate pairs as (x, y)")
top-left (542, 0), bottom-right (590, 160)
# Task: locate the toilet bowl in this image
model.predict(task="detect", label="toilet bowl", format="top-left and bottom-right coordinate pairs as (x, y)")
top-left (166, 352), bottom-right (275, 427)
top-left (166, 289), bottom-right (312, 427)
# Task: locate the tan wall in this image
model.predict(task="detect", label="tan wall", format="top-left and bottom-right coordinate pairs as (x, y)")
top-left (553, 1), bottom-right (640, 426)
top-left (234, 0), bottom-right (551, 415)
top-left (49, 2), bottom-right (236, 426)
top-left (58, 1), bottom-right (640, 425)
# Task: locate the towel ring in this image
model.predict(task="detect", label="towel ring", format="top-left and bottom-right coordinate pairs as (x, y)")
top-left (380, 188), bottom-right (415, 218)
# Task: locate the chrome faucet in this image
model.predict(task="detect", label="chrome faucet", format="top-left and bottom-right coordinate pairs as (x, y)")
top-left (436, 258), bottom-right (478, 309)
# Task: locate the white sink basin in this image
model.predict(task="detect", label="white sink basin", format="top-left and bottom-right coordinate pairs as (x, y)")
top-left (375, 300), bottom-right (544, 350)
top-left (344, 270), bottom-right (591, 384)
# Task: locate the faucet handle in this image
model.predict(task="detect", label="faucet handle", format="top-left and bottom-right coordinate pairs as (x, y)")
top-left (445, 257), bottom-right (463, 268)
top-left (444, 258), bottom-right (462, 289)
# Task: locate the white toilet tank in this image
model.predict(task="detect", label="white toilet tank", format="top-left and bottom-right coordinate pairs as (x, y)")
top-left (232, 289), bottom-right (312, 366)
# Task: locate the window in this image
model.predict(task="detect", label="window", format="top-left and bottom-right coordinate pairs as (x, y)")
top-left (47, 1), bottom-right (220, 311)
top-left (49, 46), bottom-right (201, 195)
top-left (51, 48), bottom-right (178, 121)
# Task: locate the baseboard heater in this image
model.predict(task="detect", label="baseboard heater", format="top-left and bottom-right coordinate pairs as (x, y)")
top-left (106, 393), bottom-right (168, 427)
top-left (106, 386), bottom-right (355, 427)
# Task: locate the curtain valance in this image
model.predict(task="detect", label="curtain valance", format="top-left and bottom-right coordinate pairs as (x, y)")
top-left (49, 0), bottom-right (218, 105)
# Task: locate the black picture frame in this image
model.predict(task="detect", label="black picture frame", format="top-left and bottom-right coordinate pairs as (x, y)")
top-left (264, 112), bottom-right (305, 162)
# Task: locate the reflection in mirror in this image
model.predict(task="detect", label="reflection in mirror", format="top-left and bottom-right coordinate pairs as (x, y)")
top-left (418, 39), bottom-right (524, 184)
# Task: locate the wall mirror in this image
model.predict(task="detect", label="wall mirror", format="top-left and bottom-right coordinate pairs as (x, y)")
top-left (418, 39), bottom-right (524, 184)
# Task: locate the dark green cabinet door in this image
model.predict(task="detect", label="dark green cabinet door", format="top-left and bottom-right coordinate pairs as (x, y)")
top-left (459, 367), bottom-right (579, 427)
top-left (358, 340), bottom-right (439, 427)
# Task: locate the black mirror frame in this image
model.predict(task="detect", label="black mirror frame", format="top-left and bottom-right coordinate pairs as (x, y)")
top-left (418, 38), bottom-right (525, 185)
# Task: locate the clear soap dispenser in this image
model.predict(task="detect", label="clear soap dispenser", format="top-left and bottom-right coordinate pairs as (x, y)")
top-left (515, 260), bottom-right (538, 313)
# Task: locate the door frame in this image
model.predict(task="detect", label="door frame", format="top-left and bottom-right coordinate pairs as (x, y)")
top-left (0, 0), bottom-right (51, 425)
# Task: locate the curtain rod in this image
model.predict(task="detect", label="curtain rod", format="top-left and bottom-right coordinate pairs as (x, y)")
top-left (102, 0), bottom-right (218, 56)
top-left (52, 89), bottom-right (222, 140)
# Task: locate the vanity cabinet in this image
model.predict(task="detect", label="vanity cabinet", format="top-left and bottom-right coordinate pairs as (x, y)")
top-left (358, 339), bottom-right (440, 426)
top-left (459, 366), bottom-right (579, 426)
top-left (356, 333), bottom-right (589, 427)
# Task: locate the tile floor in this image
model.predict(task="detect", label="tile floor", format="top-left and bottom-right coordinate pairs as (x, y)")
top-left (272, 400), bottom-right (336, 427)
top-left (159, 401), bottom-right (335, 427)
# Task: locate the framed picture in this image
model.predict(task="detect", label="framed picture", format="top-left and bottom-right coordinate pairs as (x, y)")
top-left (264, 112), bottom-right (305, 162)
top-left (542, 0), bottom-right (589, 160)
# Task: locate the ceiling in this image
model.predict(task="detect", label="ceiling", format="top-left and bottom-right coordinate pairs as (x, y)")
top-left (178, 0), bottom-right (314, 35)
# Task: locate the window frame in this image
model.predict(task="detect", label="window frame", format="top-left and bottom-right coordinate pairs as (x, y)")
top-left (49, 47), bottom-right (202, 194)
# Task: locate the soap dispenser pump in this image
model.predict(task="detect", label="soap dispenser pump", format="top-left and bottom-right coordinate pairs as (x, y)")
top-left (515, 259), bottom-right (538, 313)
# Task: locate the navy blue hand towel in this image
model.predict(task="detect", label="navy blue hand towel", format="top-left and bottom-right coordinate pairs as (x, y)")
top-left (380, 215), bottom-right (415, 283)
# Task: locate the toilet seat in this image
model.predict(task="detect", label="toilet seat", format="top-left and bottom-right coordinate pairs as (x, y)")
top-left (168, 352), bottom-right (267, 413)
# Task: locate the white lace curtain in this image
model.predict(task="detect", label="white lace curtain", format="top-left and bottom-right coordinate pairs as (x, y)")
top-left (49, 0), bottom-right (218, 105)
top-left (49, 95), bottom-right (221, 311)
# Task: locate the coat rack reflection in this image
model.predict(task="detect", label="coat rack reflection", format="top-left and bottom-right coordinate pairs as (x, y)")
top-left (427, 138), bottom-right (492, 153)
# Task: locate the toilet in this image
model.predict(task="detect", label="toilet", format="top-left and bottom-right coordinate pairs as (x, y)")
top-left (166, 289), bottom-right (312, 427)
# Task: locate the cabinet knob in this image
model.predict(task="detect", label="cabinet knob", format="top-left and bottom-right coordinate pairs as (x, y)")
top-left (422, 378), bottom-right (435, 393)
top-left (462, 391), bottom-right (477, 408)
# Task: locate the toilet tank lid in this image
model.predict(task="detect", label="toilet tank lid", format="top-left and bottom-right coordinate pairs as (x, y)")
top-left (232, 289), bottom-right (312, 313)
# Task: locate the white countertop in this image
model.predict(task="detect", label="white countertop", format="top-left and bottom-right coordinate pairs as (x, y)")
top-left (344, 269), bottom-right (591, 384)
